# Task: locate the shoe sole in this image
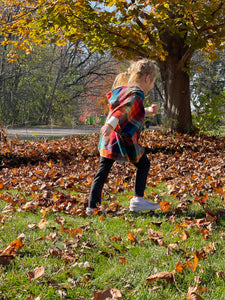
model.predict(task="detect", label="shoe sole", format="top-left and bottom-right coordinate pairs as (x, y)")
top-left (129, 204), bottom-right (160, 212)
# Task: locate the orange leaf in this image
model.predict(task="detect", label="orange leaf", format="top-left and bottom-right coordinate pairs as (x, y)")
top-left (118, 256), bottom-right (128, 264)
top-left (2, 237), bottom-right (24, 255)
top-left (127, 232), bottom-right (137, 243)
top-left (160, 201), bottom-right (171, 212)
top-left (175, 261), bottom-right (186, 273)
top-left (186, 252), bottom-right (199, 272)
top-left (194, 194), bottom-right (208, 204)
top-left (69, 227), bottom-right (83, 238)
top-left (42, 207), bottom-right (47, 217)
top-left (60, 226), bottom-right (83, 238)
top-left (111, 236), bottom-right (122, 242)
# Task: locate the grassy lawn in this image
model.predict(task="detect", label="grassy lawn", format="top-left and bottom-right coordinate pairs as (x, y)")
top-left (0, 130), bottom-right (225, 299)
top-left (1, 184), bottom-right (225, 299)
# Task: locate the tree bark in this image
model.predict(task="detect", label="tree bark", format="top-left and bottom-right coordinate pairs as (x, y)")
top-left (157, 30), bottom-right (194, 133)
top-left (159, 56), bottom-right (192, 133)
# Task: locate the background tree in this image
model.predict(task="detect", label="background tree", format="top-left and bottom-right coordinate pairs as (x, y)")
top-left (1, 0), bottom-right (225, 132)
top-left (190, 50), bottom-right (225, 130)
top-left (0, 37), bottom-right (119, 126)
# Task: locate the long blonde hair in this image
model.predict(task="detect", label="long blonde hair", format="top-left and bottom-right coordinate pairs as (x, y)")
top-left (112, 71), bottom-right (128, 90)
top-left (128, 59), bottom-right (157, 84)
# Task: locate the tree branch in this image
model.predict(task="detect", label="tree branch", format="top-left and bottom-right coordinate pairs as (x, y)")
top-left (136, 18), bottom-right (156, 46)
top-left (176, 47), bottom-right (195, 72)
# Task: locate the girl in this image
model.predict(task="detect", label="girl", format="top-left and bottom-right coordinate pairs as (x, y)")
top-left (87, 59), bottom-right (160, 215)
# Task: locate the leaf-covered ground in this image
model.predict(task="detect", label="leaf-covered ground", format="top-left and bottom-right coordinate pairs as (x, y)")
top-left (0, 130), bottom-right (225, 299)
top-left (0, 130), bottom-right (224, 214)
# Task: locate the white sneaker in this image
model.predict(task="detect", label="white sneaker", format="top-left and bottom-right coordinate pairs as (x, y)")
top-left (129, 197), bottom-right (160, 212)
top-left (86, 207), bottom-right (95, 216)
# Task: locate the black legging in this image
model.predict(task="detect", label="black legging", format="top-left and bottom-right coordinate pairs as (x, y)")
top-left (88, 153), bottom-right (150, 208)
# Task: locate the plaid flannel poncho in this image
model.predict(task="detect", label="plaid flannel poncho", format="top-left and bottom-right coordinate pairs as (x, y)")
top-left (99, 86), bottom-right (145, 163)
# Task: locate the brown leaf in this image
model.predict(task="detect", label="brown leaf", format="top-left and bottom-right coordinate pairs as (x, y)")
top-left (55, 216), bottom-right (65, 226)
top-left (48, 246), bottom-right (63, 257)
top-left (167, 243), bottom-right (181, 251)
top-left (147, 270), bottom-right (176, 283)
top-left (37, 219), bottom-right (48, 229)
top-left (46, 232), bottom-right (57, 241)
top-left (216, 271), bottom-right (225, 279)
top-left (186, 285), bottom-right (203, 300)
top-left (151, 221), bottom-right (162, 227)
top-left (61, 253), bottom-right (75, 263)
top-left (198, 228), bottom-right (211, 240)
top-left (93, 288), bottom-right (123, 300)
top-left (27, 266), bottom-right (45, 280)
top-left (180, 230), bottom-right (190, 241)
top-left (0, 255), bottom-right (15, 265)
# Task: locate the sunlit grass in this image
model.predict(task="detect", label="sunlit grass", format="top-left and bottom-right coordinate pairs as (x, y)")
top-left (1, 183), bottom-right (225, 299)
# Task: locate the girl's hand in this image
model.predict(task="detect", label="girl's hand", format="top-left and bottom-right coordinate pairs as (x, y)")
top-left (149, 104), bottom-right (159, 115)
top-left (145, 104), bottom-right (159, 116)
top-left (101, 124), bottom-right (113, 136)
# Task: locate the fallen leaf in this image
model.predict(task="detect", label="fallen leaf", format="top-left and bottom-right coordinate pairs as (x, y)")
top-left (127, 232), bottom-right (137, 243)
top-left (37, 219), bottom-right (48, 230)
top-left (160, 201), bottom-right (171, 212)
top-left (2, 237), bottom-right (24, 255)
top-left (175, 261), bottom-right (187, 273)
top-left (46, 232), bottom-right (57, 241)
top-left (216, 271), bottom-right (225, 279)
top-left (93, 288), bottom-right (123, 300)
top-left (111, 236), bottom-right (122, 242)
top-left (49, 246), bottom-right (63, 257)
top-left (27, 266), bottom-right (45, 280)
top-left (147, 270), bottom-right (176, 283)
top-left (0, 255), bottom-right (15, 265)
top-left (55, 216), bottom-right (65, 226)
top-left (180, 230), bottom-right (190, 241)
top-left (118, 256), bottom-right (128, 264)
top-left (186, 285), bottom-right (203, 300)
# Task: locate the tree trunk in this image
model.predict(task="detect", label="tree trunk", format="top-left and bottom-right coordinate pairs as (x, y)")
top-left (158, 55), bottom-right (192, 133)
top-left (157, 29), bottom-right (194, 133)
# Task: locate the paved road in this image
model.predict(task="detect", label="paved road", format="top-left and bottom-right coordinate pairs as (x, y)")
top-left (5, 126), bottom-right (101, 139)
top-left (5, 126), bottom-right (159, 139)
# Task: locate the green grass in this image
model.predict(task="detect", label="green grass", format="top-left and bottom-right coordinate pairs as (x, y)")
top-left (1, 184), bottom-right (225, 299)
top-left (202, 125), bottom-right (225, 136)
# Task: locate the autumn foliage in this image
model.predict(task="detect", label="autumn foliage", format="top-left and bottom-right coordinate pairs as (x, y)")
top-left (0, 130), bottom-right (225, 298)
top-left (0, 131), bottom-right (224, 215)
